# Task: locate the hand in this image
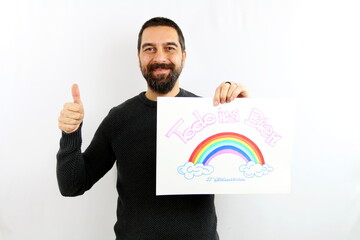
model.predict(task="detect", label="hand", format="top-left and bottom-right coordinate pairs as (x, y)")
top-left (58, 84), bottom-right (84, 133)
top-left (213, 81), bottom-right (250, 106)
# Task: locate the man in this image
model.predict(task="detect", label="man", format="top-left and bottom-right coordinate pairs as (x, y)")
top-left (57, 17), bottom-right (249, 239)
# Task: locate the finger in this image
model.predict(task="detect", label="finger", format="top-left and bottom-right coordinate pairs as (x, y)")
top-left (232, 84), bottom-right (250, 99)
top-left (72, 84), bottom-right (81, 104)
top-left (226, 82), bottom-right (238, 102)
top-left (60, 111), bottom-right (84, 121)
top-left (58, 114), bottom-right (82, 133)
top-left (61, 109), bottom-right (84, 120)
top-left (63, 102), bottom-right (83, 112)
top-left (58, 115), bottom-right (82, 125)
top-left (219, 82), bottom-right (231, 104)
top-left (58, 122), bottom-right (80, 133)
top-left (213, 86), bottom-right (221, 106)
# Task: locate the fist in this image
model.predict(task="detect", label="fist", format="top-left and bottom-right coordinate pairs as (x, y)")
top-left (58, 84), bottom-right (84, 133)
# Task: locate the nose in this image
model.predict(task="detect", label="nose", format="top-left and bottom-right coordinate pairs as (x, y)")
top-left (153, 49), bottom-right (167, 63)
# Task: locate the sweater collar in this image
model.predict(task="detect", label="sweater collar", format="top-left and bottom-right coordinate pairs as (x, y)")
top-left (138, 88), bottom-right (187, 108)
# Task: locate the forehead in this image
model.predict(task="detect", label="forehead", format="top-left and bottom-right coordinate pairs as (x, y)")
top-left (141, 26), bottom-right (179, 46)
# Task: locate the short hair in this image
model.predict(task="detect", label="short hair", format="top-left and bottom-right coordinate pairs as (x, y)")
top-left (137, 17), bottom-right (186, 53)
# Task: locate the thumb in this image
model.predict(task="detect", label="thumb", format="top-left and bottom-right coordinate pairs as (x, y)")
top-left (72, 84), bottom-right (81, 104)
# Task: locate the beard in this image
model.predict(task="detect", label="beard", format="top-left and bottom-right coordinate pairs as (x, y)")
top-left (141, 62), bottom-right (183, 94)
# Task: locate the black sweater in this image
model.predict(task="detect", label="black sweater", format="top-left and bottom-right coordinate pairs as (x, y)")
top-left (57, 89), bottom-right (218, 240)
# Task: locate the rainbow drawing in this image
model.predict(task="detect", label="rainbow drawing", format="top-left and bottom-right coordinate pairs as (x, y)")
top-left (188, 132), bottom-right (265, 166)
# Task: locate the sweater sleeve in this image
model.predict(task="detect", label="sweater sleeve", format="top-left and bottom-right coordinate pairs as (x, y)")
top-left (56, 113), bottom-right (116, 196)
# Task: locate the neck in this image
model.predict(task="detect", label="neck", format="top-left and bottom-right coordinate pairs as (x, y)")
top-left (145, 82), bottom-right (180, 101)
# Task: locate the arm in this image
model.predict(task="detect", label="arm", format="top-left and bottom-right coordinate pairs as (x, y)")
top-left (213, 81), bottom-right (250, 106)
top-left (56, 127), bottom-right (87, 196)
top-left (56, 84), bottom-right (115, 196)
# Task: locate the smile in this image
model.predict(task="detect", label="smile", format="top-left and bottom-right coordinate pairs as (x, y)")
top-left (152, 68), bottom-right (170, 73)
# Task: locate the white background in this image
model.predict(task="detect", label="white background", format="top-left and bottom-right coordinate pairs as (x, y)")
top-left (1, 0), bottom-right (359, 239)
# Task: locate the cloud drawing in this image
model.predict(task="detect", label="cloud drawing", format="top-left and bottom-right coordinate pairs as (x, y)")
top-left (177, 162), bottom-right (214, 180)
top-left (239, 161), bottom-right (274, 178)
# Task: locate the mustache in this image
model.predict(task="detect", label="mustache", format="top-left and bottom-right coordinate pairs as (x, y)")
top-left (148, 63), bottom-right (175, 71)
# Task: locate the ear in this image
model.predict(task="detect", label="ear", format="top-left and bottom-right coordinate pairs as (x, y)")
top-left (137, 51), bottom-right (141, 67)
top-left (182, 50), bottom-right (187, 64)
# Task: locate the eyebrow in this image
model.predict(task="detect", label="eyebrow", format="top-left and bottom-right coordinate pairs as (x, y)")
top-left (141, 43), bottom-right (155, 49)
top-left (141, 42), bottom-right (179, 49)
top-left (164, 42), bottom-right (178, 48)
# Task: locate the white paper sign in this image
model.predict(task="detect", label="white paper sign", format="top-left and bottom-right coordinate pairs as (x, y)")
top-left (156, 98), bottom-right (294, 195)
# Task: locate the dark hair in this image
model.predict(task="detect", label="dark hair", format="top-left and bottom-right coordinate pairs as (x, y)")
top-left (137, 17), bottom-right (186, 53)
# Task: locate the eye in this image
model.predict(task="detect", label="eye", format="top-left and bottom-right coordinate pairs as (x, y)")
top-left (164, 44), bottom-right (176, 52)
top-left (144, 47), bottom-right (155, 52)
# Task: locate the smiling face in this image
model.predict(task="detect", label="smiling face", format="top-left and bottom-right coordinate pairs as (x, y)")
top-left (138, 26), bottom-right (186, 95)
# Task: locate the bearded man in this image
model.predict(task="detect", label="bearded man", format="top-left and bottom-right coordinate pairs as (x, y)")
top-left (57, 17), bottom-right (249, 239)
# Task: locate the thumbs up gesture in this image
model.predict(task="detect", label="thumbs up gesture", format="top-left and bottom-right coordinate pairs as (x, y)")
top-left (58, 84), bottom-right (84, 133)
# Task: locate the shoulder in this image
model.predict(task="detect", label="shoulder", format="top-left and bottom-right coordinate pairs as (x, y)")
top-left (110, 95), bottom-right (141, 113)
top-left (98, 95), bottom-right (138, 124)
top-left (97, 94), bottom-right (144, 132)
top-left (106, 92), bottom-right (154, 121)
